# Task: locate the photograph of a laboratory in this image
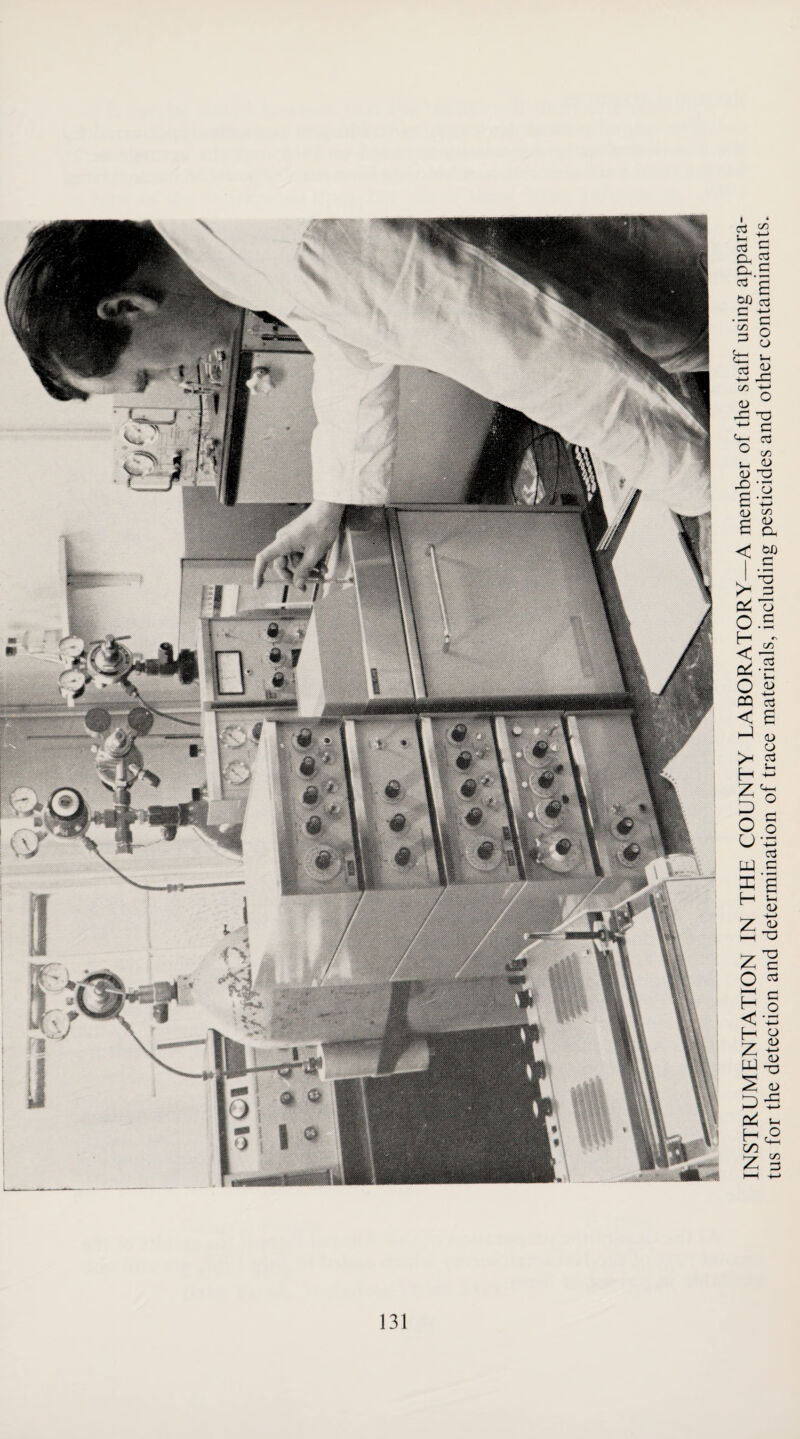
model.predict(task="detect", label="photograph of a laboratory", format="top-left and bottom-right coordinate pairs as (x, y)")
top-left (0, 218), bottom-right (716, 1189)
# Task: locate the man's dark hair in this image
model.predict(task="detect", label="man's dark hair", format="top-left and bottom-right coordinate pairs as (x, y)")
top-left (4, 220), bottom-right (163, 400)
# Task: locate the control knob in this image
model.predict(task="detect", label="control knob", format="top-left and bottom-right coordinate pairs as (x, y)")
top-left (455, 750), bottom-right (473, 771)
top-left (295, 728), bottom-right (313, 748)
top-left (388, 813), bottom-right (406, 832)
top-left (269, 646), bottom-right (282, 663)
top-left (314, 850), bottom-right (333, 871)
top-left (394, 846), bottom-right (412, 867)
top-left (619, 842), bottom-right (642, 865)
top-left (459, 778), bottom-right (477, 798)
top-left (267, 622), bottom-right (280, 638)
top-left (449, 722), bottom-right (468, 743)
top-left (302, 785), bottom-right (319, 806)
top-left (614, 815), bottom-right (635, 836)
top-left (299, 755), bottom-right (316, 776)
top-left (464, 807), bottom-right (483, 827)
top-left (384, 779), bottom-right (402, 800)
top-left (476, 840), bottom-right (494, 862)
top-left (305, 815), bottom-right (323, 836)
top-left (272, 671), bottom-right (285, 688)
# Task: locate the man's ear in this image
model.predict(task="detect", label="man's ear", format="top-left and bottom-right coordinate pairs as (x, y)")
top-left (96, 292), bottom-right (160, 322)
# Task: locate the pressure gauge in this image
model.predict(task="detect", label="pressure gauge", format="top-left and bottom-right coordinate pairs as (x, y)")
top-left (41, 1009), bottom-right (71, 1041)
top-left (10, 785), bottom-right (38, 816)
top-left (58, 668), bottom-right (86, 698)
top-left (39, 962), bottom-right (70, 994)
top-left (123, 451), bottom-right (158, 478)
top-left (219, 724), bottom-right (248, 748)
top-left (222, 760), bottom-right (251, 786)
top-left (11, 828), bottom-right (40, 860)
top-left (122, 420), bottom-right (158, 446)
top-left (58, 634), bottom-right (85, 661)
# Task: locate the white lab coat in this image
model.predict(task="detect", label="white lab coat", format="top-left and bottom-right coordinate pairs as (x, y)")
top-left (155, 217), bottom-right (710, 515)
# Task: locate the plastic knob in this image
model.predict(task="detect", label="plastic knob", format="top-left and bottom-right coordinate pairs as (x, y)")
top-left (389, 813), bottom-right (406, 832)
top-left (299, 755), bottom-right (316, 776)
top-left (534, 1096), bottom-right (553, 1118)
top-left (394, 846), bottom-right (412, 867)
top-left (272, 671), bottom-right (285, 687)
top-left (384, 779), bottom-right (402, 799)
top-left (302, 786), bottom-right (319, 806)
top-left (449, 722), bottom-right (468, 743)
top-left (269, 646), bottom-right (282, 663)
top-left (554, 837), bottom-right (572, 856)
top-left (304, 1126), bottom-right (319, 1141)
top-left (464, 807), bottom-right (483, 826)
top-left (296, 728), bottom-right (313, 748)
top-left (505, 957), bottom-right (527, 972)
top-left (455, 750), bottom-right (473, 771)
top-left (615, 815), bottom-right (635, 836)
top-left (532, 739), bottom-right (549, 759)
top-left (476, 840), bottom-right (494, 861)
top-left (537, 770), bottom-right (555, 790)
top-left (514, 989), bottom-right (533, 1008)
top-left (307, 1088), bottom-right (322, 1103)
top-left (305, 815), bottom-right (322, 836)
top-left (314, 849), bottom-right (332, 870)
top-left (460, 778), bottom-right (477, 798)
top-left (267, 622), bottom-right (280, 638)
top-left (544, 800), bottom-right (562, 819)
top-left (621, 842), bottom-right (642, 863)
top-left (280, 1091), bottom-right (294, 1105)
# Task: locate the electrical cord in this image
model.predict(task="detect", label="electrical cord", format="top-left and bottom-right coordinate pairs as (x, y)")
top-left (115, 1014), bottom-right (314, 1083)
top-left (117, 1015), bottom-right (215, 1079)
top-left (86, 839), bottom-right (245, 891)
top-left (124, 680), bottom-right (199, 729)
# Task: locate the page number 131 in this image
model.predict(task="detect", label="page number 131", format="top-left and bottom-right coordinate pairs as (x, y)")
top-left (380, 1313), bottom-right (407, 1330)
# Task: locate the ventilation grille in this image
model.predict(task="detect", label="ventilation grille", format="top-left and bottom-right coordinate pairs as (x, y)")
top-left (548, 952), bottom-right (589, 1023)
top-left (571, 1078), bottom-right (614, 1151)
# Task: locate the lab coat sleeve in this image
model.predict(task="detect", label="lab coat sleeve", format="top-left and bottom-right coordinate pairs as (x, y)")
top-left (301, 325), bottom-right (401, 506)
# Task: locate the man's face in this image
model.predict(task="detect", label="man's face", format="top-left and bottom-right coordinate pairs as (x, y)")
top-left (58, 258), bottom-right (240, 397)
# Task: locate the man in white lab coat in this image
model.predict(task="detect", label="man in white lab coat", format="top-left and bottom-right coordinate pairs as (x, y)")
top-left (5, 217), bottom-right (710, 586)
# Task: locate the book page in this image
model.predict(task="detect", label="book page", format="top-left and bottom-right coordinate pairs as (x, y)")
top-left (0, 3), bottom-right (797, 1435)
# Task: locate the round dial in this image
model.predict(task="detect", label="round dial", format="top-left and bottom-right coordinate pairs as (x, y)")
top-left (219, 724), bottom-right (248, 748)
top-left (58, 668), bottom-right (86, 698)
top-left (58, 634), bottom-right (85, 661)
top-left (51, 788), bottom-right (82, 819)
top-left (11, 828), bottom-right (40, 860)
top-left (123, 451), bottom-right (158, 478)
top-left (222, 760), bottom-right (251, 786)
top-left (10, 785), bottom-right (38, 816)
top-left (39, 962), bottom-right (70, 994)
top-left (42, 1009), bottom-right (71, 1041)
top-left (122, 420), bottom-right (158, 446)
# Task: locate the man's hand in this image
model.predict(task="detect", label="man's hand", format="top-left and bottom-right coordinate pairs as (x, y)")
top-left (253, 501), bottom-right (345, 591)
